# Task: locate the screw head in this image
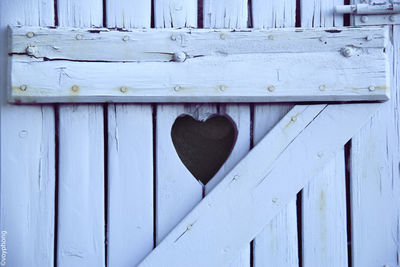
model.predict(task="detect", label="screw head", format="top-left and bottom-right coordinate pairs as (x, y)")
top-left (368, 85), bottom-right (375, 91)
top-left (26, 46), bottom-right (37, 56)
top-left (361, 16), bottom-right (368, 23)
top-left (341, 47), bottom-right (353, 57)
top-left (267, 85), bottom-right (275, 92)
top-left (71, 85), bottom-right (79, 92)
top-left (120, 86), bottom-right (128, 93)
top-left (173, 52), bottom-right (186, 62)
top-left (219, 85), bottom-right (227, 91)
top-left (20, 85), bottom-right (27, 91)
top-left (122, 35), bottom-right (130, 41)
top-left (26, 32), bottom-right (34, 38)
top-left (75, 34), bottom-right (83, 40)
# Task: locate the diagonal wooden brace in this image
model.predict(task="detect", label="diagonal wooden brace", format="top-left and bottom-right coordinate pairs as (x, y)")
top-left (139, 103), bottom-right (381, 267)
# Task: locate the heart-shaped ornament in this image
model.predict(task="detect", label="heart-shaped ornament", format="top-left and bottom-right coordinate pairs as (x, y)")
top-left (171, 115), bottom-right (237, 185)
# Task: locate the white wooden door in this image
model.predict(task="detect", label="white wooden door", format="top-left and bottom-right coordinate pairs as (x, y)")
top-left (0, 1), bottom-right (399, 267)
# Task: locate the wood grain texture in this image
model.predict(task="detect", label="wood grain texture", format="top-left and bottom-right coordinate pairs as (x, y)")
top-left (0, 1), bottom-right (55, 267)
top-left (251, 1), bottom-right (298, 266)
top-left (10, 27), bottom-right (387, 61)
top-left (154, 0), bottom-right (197, 28)
top-left (155, 104), bottom-right (209, 243)
top-left (203, 0), bottom-right (248, 28)
top-left (107, 105), bottom-right (153, 267)
top-left (154, 0), bottom-right (200, 248)
top-left (350, 24), bottom-right (400, 267)
top-left (202, 3), bottom-right (251, 266)
top-left (56, 1), bottom-right (105, 267)
top-left (9, 27), bottom-right (390, 103)
top-left (301, 1), bottom-right (348, 266)
top-left (140, 103), bottom-right (381, 267)
top-left (105, 1), bottom-right (154, 266)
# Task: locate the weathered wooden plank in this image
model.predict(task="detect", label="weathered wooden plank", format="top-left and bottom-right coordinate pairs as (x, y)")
top-left (105, 1), bottom-right (154, 266)
top-left (154, 0), bottom-right (197, 28)
top-left (301, 1), bottom-right (348, 266)
top-left (10, 26), bottom-right (387, 61)
top-left (202, 2), bottom-right (250, 266)
top-left (56, 1), bottom-right (105, 267)
top-left (350, 25), bottom-right (400, 267)
top-left (107, 105), bottom-right (153, 266)
top-left (0, 1), bottom-right (55, 267)
top-left (156, 104), bottom-right (212, 243)
top-left (252, 0), bottom-right (298, 265)
top-left (10, 44), bottom-right (389, 103)
top-left (203, 0), bottom-right (248, 28)
top-left (154, 0), bottom-right (201, 248)
top-left (139, 103), bottom-right (381, 267)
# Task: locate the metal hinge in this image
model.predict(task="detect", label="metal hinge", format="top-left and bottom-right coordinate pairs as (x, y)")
top-left (336, 1), bottom-right (400, 25)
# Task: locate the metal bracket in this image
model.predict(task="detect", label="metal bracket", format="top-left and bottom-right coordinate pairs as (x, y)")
top-left (336, 2), bottom-right (400, 25)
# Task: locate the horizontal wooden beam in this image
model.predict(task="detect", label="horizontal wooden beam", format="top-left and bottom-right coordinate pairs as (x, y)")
top-left (138, 103), bottom-right (381, 267)
top-left (8, 26), bottom-right (389, 103)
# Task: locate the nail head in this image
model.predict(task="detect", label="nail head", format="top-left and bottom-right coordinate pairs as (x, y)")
top-left (75, 34), bottom-right (83, 40)
top-left (122, 35), bottom-right (130, 41)
top-left (267, 85), bottom-right (275, 92)
top-left (26, 32), bottom-right (34, 38)
top-left (120, 86), bottom-right (128, 93)
top-left (173, 52), bottom-right (186, 62)
top-left (368, 85), bottom-right (375, 91)
top-left (71, 85), bottom-right (79, 92)
top-left (361, 16), bottom-right (368, 23)
top-left (20, 85), bottom-right (27, 91)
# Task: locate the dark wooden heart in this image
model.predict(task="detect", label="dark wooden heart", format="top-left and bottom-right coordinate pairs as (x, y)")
top-left (171, 115), bottom-right (237, 185)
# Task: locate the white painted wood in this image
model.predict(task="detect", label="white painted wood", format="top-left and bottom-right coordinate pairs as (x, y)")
top-left (56, 1), bottom-right (105, 267)
top-left (9, 29), bottom-right (390, 103)
top-left (350, 25), bottom-right (400, 267)
top-left (105, 1), bottom-right (154, 267)
top-left (252, 0), bottom-right (296, 28)
top-left (252, 1), bottom-right (298, 266)
top-left (301, 0), bottom-right (343, 28)
top-left (203, 0), bottom-right (248, 28)
top-left (0, 1), bottom-right (55, 267)
top-left (10, 27), bottom-right (387, 61)
top-left (155, 104), bottom-right (210, 243)
top-left (139, 103), bottom-right (382, 267)
top-left (253, 105), bottom-right (299, 267)
top-left (106, 0), bottom-right (151, 29)
top-left (202, 2), bottom-right (250, 266)
top-left (107, 105), bottom-right (153, 267)
top-left (301, 1), bottom-right (348, 266)
top-left (154, 0), bottom-right (197, 28)
top-left (154, 0), bottom-right (202, 248)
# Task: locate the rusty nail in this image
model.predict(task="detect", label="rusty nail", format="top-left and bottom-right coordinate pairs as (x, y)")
top-left (267, 85), bottom-right (275, 92)
top-left (319, 85), bottom-right (326, 91)
top-left (173, 52), bottom-right (186, 62)
top-left (120, 86), bottom-right (128, 93)
top-left (20, 85), bottom-right (27, 91)
top-left (368, 85), bottom-right (375, 91)
top-left (26, 32), bottom-right (34, 38)
top-left (71, 85), bottom-right (79, 92)
top-left (75, 34), bottom-right (83, 40)
top-left (122, 35), bottom-right (130, 41)
top-left (360, 16), bottom-right (368, 23)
